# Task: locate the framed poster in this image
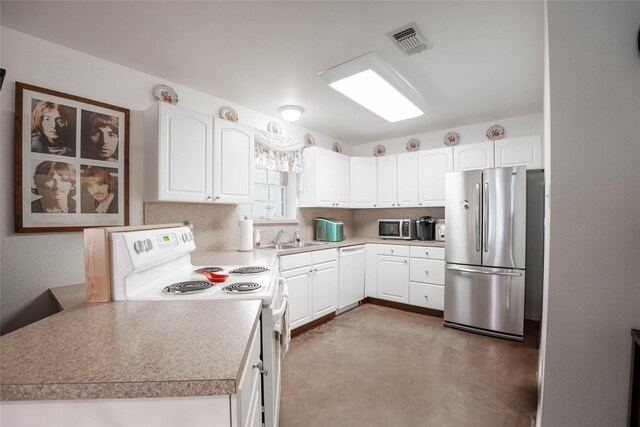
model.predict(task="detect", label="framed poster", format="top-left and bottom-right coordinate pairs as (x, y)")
top-left (15, 82), bottom-right (130, 232)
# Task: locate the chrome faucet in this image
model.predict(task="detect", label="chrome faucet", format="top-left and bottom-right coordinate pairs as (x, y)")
top-left (274, 229), bottom-right (286, 246)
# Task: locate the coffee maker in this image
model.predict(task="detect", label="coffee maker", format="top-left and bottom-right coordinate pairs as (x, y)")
top-left (416, 216), bottom-right (436, 241)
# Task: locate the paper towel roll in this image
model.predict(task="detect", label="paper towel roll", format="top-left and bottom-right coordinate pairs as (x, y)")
top-left (238, 217), bottom-right (253, 252)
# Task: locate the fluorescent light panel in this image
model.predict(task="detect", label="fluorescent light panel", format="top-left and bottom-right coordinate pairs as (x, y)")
top-left (320, 53), bottom-right (427, 122)
top-left (330, 70), bottom-right (423, 122)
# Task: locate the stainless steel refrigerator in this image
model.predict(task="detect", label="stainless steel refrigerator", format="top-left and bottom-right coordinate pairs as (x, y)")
top-left (444, 166), bottom-right (526, 341)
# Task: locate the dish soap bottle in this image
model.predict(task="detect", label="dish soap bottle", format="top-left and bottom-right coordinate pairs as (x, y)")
top-left (255, 229), bottom-right (261, 247)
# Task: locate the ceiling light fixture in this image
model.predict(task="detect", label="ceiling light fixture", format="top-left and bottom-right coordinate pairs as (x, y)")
top-left (318, 52), bottom-right (428, 122)
top-left (279, 105), bottom-right (304, 122)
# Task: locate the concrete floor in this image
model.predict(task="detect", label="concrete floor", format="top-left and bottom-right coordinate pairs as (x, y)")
top-left (280, 304), bottom-right (538, 427)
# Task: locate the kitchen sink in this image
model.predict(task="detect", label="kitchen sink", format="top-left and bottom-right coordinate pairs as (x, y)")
top-left (257, 241), bottom-right (329, 250)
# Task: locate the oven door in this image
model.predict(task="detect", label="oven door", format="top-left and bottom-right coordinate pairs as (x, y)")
top-left (262, 277), bottom-right (285, 427)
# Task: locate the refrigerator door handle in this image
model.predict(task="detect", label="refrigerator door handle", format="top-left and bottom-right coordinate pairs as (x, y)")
top-left (475, 183), bottom-right (481, 252)
top-left (446, 265), bottom-right (523, 277)
top-left (483, 182), bottom-right (489, 253)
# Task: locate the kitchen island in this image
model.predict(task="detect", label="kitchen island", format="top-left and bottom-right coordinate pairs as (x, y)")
top-left (0, 299), bottom-right (262, 426)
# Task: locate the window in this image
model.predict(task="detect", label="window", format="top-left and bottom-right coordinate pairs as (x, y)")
top-left (238, 169), bottom-right (289, 219)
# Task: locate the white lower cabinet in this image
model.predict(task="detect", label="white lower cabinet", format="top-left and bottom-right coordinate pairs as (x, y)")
top-left (279, 249), bottom-right (338, 329)
top-left (233, 323), bottom-right (263, 427)
top-left (409, 248), bottom-right (445, 311)
top-left (377, 244), bottom-right (410, 303)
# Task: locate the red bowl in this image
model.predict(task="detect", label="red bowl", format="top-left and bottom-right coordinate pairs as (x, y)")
top-left (208, 273), bottom-right (229, 283)
top-left (196, 269), bottom-right (228, 282)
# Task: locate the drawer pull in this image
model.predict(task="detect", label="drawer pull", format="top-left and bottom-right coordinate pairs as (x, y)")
top-left (425, 270), bottom-right (429, 276)
top-left (424, 295), bottom-right (429, 301)
top-left (425, 251), bottom-right (429, 256)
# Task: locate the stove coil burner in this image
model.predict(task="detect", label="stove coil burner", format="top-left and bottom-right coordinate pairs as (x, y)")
top-left (230, 266), bottom-right (269, 275)
top-left (223, 282), bottom-right (262, 294)
top-left (196, 267), bottom-right (223, 273)
top-left (163, 281), bottom-right (214, 295)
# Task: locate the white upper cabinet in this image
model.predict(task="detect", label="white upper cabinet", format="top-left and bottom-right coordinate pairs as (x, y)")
top-left (349, 157), bottom-right (377, 208)
top-left (417, 147), bottom-right (453, 207)
top-left (396, 152), bottom-right (418, 207)
top-left (145, 103), bottom-right (254, 204)
top-left (453, 141), bottom-right (495, 171)
top-left (212, 118), bottom-right (254, 203)
top-left (145, 102), bottom-right (213, 203)
top-left (377, 155), bottom-right (398, 208)
top-left (494, 135), bottom-right (543, 170)
top-left (377, 153), bottom-right (418, 208)
top-left (299, 147), bottom-right (350, 208)
top-left (334, 152), bottom-right (350, 206)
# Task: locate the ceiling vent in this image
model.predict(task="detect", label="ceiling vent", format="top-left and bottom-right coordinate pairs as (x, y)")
top-left (387, 24), bottom-right (431, 56)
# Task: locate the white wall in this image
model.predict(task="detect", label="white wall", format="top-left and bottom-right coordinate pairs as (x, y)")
top-left (539, 2), bottom-right (640, 425)
top-left (352, 113), bottom-right (542, 156)
top-left (0, 27), bottom-right (351, 332)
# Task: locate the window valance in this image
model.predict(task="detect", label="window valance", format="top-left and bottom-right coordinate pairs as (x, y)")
top-left (254, 128), bottom-right (304, 173)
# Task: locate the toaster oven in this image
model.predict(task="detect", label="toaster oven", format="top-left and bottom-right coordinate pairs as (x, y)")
top-left (378, 219), bottom-right (417, 240)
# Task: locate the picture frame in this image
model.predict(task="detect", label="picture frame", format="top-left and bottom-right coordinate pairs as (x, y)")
top-left (14, 82), bottom-right (130, 233)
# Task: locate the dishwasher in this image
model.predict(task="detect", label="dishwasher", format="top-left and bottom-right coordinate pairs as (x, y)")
top-left (338, 245), bottom-right (366, 310)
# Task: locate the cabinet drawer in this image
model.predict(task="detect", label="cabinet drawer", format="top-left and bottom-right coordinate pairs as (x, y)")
top-left (409, 282), bottom-right (444, 311)
top-left (377, 244), bottom-right (410, 257)
top-left (279, 252), bottom-right (313, 271)
top-left (409, 246), bottom-right (445, 260)
top-left (410, 258), bottom-right (444, 285)
top-left (312, 248), bottom-right (338, 264)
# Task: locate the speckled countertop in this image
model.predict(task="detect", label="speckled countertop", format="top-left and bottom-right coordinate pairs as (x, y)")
top-left (269, 237), bottom-right (445, 256)
top-left (0, 299), bottom-right (261, 401)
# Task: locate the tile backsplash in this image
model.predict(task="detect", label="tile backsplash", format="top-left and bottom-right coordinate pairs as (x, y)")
top-left (144, 203), bottom-right (442, 251)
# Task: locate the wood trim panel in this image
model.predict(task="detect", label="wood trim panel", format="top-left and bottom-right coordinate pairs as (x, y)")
top-left (291, 313), bottom-right (336, 338)
top-left (364, 297), bottom-right (444, 318)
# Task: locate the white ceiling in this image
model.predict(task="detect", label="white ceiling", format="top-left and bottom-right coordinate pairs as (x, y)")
top-left (1, 1), bottom-right (544, 145)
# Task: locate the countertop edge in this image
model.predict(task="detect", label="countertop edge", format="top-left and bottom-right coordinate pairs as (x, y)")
top-left (1, 379), bottom-right (236, 401)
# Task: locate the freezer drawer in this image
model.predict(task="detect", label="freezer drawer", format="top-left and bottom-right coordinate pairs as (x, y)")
top-left (444, 264), bottom-right (525, 338)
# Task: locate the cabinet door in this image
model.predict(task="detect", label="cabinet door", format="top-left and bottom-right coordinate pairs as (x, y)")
top-left (377, 155), bottom-right (397, 208)
top-left (418, 148), bottom-right (453, 207)
top-left (280, 267), bottom-right (312, 329)
top-left (396, 152), bottom-right (419, 207)
top-left (159, 103), bottom-right (213, 202)
top-left (377, 255), bottom-right (409, 303)
top-left (453, 141), bottom-right (495, 171)
top-left (316, 149), bottom-right (335, 207)
top-left (313, 260), bottom-right (338, 318)
top-left (213, 119), bottom-right (254, 203)
top-left (349, 157), bottom-right (377, 208)
top-left (365, 244), bottom-right (378, 298)
top-left (333, 152), bottom-right (350, 207)
top-left (495, 135), bottom-right (543, 170)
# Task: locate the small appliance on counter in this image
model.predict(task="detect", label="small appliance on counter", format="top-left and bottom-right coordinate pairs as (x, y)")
top-left (315, 217), bottom-right (345, 242)
top-left (435, 219), bottom-right (445, 242)
top-left (416, 216), bottom-right (436, 241)
top-left (378, 219), bottom-right (416, 240)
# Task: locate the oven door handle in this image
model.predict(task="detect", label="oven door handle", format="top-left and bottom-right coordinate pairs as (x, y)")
top-left (272, 297), bottom-right (288, 323)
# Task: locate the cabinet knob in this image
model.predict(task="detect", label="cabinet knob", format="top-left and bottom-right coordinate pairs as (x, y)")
top-left (425, 270), bottom-right (429, 276)
top-left (424, 295), bottom-right (429, 301)
top-left (215, 196), bottom-right (220, 200)
top-left (374, 204), bottom-right (377, 207)
top-left (390, 249), bottom-right (394, 254)
top-left (392, 203), bottom-right (395, 207)
top-left (397, 203), bottom-right (401, 206)
top-left (253, 361), bottom-right (268, 375)
top-left (425, 252), bottom-right (429, 256)
top-left (206, 195), bottom-right (212, 200)
top-left (404, 260), bottom-right (408, 265)
top-left (419, 203), bottom-right (423, 206)
top-left (314, 268), bottom-right (318, 272)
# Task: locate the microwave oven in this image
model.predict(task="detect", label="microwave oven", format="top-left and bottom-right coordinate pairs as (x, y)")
top-left (378, 219), bottom-right (417, 240)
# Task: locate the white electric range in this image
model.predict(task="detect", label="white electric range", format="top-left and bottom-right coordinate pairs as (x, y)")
top-left (109, 225), bottom-right (284, 427)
